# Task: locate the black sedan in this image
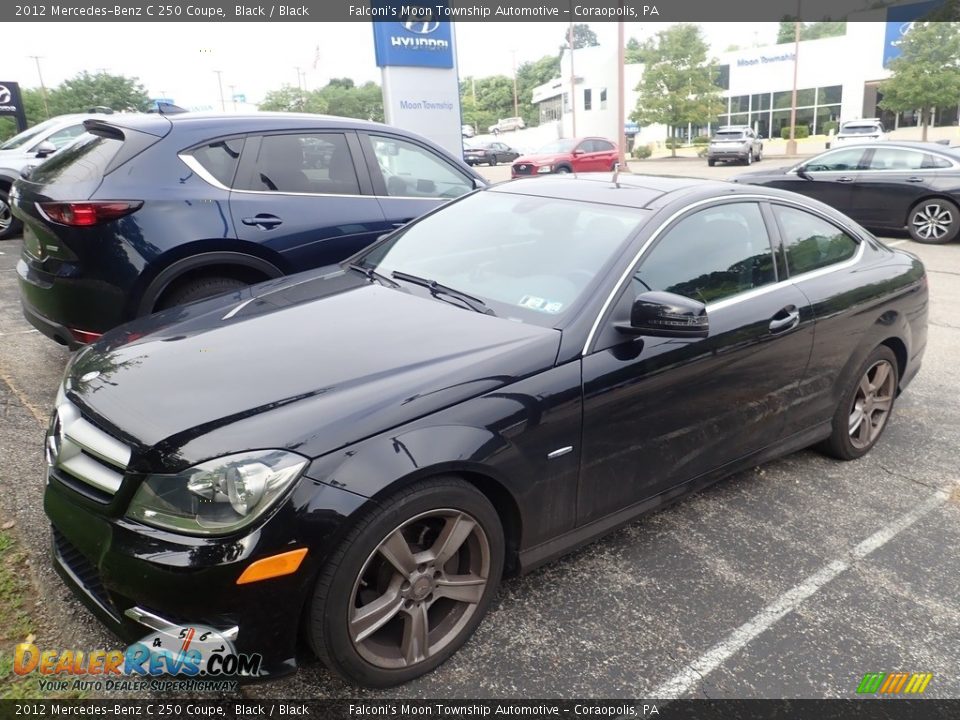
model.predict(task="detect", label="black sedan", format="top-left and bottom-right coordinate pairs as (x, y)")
top-left (733, 141), bottom-right (960, 244)
top-left (45, 175), bottom-right (927, 688)
top-left (463, 141), bottom-right (520, 166)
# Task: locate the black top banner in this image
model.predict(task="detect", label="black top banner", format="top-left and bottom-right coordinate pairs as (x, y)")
top-left (3, 0), bottom-right (959, 23)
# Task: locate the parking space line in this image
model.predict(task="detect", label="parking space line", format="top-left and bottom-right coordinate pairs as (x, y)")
top-left (886, 240), bottom-right (907, 246)
top-left (0, 367), bottom-right (47, 426)
top-left (649, 484), bottom-right (954, 698)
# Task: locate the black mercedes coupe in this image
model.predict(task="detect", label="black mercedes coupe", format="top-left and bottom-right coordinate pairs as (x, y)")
top-left (44, 174), bottom-right (927, 687)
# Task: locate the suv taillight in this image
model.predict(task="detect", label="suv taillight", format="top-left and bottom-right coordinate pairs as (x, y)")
top-left (38, 201), bottom-right (143, 227)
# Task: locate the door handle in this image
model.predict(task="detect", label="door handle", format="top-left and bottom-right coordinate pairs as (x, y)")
top-left (769, 306), bottom-right (800, 334)
top-left (241, 214), bottom-right (282, 230)
top-left (905, 177), bottom-right (925, 183)
top-left (836, 176), bottom-right (855, 183)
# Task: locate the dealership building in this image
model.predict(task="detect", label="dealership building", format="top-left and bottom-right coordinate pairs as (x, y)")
top-left (532, 18), bottom-right (959, 145)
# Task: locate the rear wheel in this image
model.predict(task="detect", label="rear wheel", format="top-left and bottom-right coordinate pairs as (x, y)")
top-left (744, 151), bottom-right (753, 166)
top-left (819, 345), bottom-right (899, 461)
top-left (308, 477), bottom-right (504, 687)
top-left (0, 187), bottom-right (23, 241)
top-left (907, 198), bottom-right (959, 244)
top-left (157, 275), bottom-right (248, 310)
top-left (756, 147), bottom-right (763, 162)
top-left (556, 166), bottom-right (571, 174)
top-left (488, 156), bottom-right (497, 167)
top-left (707, 158), bottom-right (716, 167)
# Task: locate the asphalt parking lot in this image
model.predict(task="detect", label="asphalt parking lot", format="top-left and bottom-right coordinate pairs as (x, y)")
top-left (1, 162), bottom-right (958, 700)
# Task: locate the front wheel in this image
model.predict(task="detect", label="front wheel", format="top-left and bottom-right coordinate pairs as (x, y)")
top-left (755, 147), bottom-right (763, 162)
top-left (744, 151), bottom-right (753, 166)
top-left (555, 166), bottom-right (571, 174)
top-left (308, 477), bottom-right (504, 687)
top-left (488, 156), bottom-right (497, 167)
top-left (908, 198), bottom-right (959, 244)
top-left (0, 187), bottom-right (23, 241)
top-left (818, 345), bottom-right (899, 461)
top-left (707, 158), bottom-right (716, 167)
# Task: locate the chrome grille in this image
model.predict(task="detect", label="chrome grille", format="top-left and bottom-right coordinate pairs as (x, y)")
top-left (50, 399), bottom-right (130, 497)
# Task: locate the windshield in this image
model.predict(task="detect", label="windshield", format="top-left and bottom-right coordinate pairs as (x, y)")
top-left (358, 191), bottom-right (646, 327)
top-left (840, 124), bottom-right (881, 135)
top-left (0, 117), bottom-right (63, 150)
top-left (714, 131), bottom-right (746, 140)
top-left (536, 139), bottom-right (578, 154)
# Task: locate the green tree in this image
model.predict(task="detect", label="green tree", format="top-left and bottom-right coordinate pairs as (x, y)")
top-left (625, 37), bottom-right (653, 64)
top-left (631, 24), bottom-right (724, 157)
top-left (776, 20), bottom-right (847, 44)
top-left (46, 71), bottom-right (150, 115)
top-left (879, 22), bottom-right (960, 141)
top-left (514, 54), bottom-right (562, 127)
top-left (564, 23), bottom-right (599, 50)
top-left (259, 85), bottom-right (308, 112)
top-left (259, 80), bottom-right (384, 121)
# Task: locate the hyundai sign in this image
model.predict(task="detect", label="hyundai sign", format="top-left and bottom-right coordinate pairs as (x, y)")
top-left (883, 0), bottom-right (941, 67)
top-left (372, 2), bottom-right (454, 69)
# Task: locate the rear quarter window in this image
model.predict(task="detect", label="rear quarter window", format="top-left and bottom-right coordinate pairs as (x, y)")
top-left (28, 133), bottom-right (122, 185)
top-left (774, 205), bottom-right (858, 276)
top-left (189, 138), bottom-right (243, 187)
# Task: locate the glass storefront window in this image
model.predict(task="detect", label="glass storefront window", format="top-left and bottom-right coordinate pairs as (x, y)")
top-left (819, 85), bottom-right (842, 105)
top-left (730, 95), bottom-right (750, 113)
top-left (751, 93), bottom-right (771, 111)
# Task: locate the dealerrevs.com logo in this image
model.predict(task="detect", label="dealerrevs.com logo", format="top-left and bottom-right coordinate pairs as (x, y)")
top-left (13, 624), bottom-right (262, 692)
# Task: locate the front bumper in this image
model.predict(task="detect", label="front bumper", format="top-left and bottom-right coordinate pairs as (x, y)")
top-left (44, 458), bottom-right (368, 680)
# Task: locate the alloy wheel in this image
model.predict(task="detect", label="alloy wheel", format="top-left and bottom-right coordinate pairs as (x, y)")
top-left (911, 203), bottom-right (953, 242)
top-left (348, 509), bottom-right (491, 669)
top-left (848, 359), bottom-right (896, 449)
top-left (0, 197), bottom-right (11, 233)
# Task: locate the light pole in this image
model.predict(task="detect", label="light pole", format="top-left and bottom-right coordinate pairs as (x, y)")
top-left (617, 15), bottom-right (627, 170)
top-left (29, 55), bottom-right (50, 118)
top-left (569, 20), bottom-right (577, 137)
top-left (213, 70), bottom-right (226, 112)
top-left (511, 49), bottom-right (519, 118)
top-left (294, 66), bottom-right (305, 110)
top-left (786, 15), bottom-right (801, 155)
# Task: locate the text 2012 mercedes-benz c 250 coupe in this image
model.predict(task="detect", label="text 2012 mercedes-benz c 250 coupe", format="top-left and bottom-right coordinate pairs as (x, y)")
top-left (44, 174), bottom-right (927, 687)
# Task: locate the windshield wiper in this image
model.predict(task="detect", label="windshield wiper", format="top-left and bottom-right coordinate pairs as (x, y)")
top-left (391, 271), bottom-right (496, 316)
top-left (347, 262), bottom-right (399, 288)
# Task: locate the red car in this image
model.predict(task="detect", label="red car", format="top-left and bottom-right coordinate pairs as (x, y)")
top-left (511, 137), bottom-right (619, 178)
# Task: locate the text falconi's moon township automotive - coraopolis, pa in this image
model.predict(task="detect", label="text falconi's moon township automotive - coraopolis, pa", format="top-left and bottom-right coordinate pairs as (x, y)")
top-left (348, 5), bottom-right (659, 18)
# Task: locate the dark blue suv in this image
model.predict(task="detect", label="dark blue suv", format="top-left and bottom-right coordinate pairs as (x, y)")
top-left (13, 113), bottom-right (485, 347)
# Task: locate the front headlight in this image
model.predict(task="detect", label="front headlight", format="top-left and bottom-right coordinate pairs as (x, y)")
top-left (537, 165), bottom-right (553, 173)
top-left (126, 450), bottom-right (308, 535)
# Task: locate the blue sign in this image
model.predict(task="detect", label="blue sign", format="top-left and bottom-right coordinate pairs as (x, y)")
top-left (371, 1), bottom-right (454, 69)
top-left (624, 121), bottom-right (640, 136)
top-left (883, 1), bottom-right (942, 67)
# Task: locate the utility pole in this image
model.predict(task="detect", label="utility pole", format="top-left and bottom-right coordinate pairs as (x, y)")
top-left (617, 15), bottom-right (627, 170)
top-left (294, 66), bottom-right (304, 110)
top-left (511, 49), bottom-right (519, 118)
top-left (213, 70), bottom-right (226, 112)
top-left (29, 55), bottom-right (50, 118)
top-left (786, 15), bottom-right (801, 155)
top-left (569, 21), bottom-right (577, 137)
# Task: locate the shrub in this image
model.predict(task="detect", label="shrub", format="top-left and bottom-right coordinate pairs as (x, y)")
top-left (821, 121), bottom-right (839, 136)
top-left (632, 145), bottom-right (652, 160)
top-left (692, 135), bottom-right (711, 145)
top-left (665, 137), bottom-right (684, 149)
top-left (696, 147), bottom-right (708, 158)
top-left (780, 125), bottom-right (811, 140)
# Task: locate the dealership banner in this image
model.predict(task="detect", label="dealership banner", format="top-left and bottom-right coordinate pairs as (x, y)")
top-left (0, 81), bottom-right (28, 132)
top-left (2, 0), bottom-right (956, 22)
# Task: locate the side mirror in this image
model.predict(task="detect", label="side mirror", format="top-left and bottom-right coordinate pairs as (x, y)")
top-left (796, 166), bottom-right (812, 180)
top-left (34, 141), bottom-right (57, 159)
top-left (616, 291), bottom-right (709, 338)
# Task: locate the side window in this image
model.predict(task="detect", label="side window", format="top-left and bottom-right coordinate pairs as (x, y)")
top-left (593, 139), bottom-right (615, 152)
top-left (190, 138), bottom-right (243, 187)
top-left (42, 124), bottom-right (86, 150)
top-left (370, 135), bottom-right (472, 199)
top-left (774, 205), bottom-right (858, 276)
top-left (805, 148), bottom-right (867, 172)
top-left (867, 148), bottom-right (926, 171)
top-left (923, 154), bottom-right (953, 169)
top-left (633, 203), bottom-right (775, 305)
top-left (241, 133), bottom-right (360, 195)
top-left (577, 140), bottom-right (595, 153)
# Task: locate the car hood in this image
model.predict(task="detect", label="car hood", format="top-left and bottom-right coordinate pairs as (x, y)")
top-left (66, 270), bottom-right (561, 470)
top-left (513, 153), bottom-right (569, 165)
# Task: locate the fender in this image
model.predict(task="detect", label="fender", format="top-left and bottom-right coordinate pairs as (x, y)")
top-left (135, 250), bottom-right (285, 316)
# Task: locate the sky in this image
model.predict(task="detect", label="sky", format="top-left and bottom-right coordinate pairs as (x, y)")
top-left (5, 22), bottom-right (781, 111)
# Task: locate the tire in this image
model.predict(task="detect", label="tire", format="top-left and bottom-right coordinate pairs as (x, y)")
top-left (0, 187), bottom-right (23, 241)
top-left (308, 476), bottom-right (505, 687)
top-left (556, 166), bottom-right (571, 174)
top-left (488, 156), bottom-right (497, 167)
top-left (158, 275), bottom-right (249, 310)
top-left (744, 152), bottom-right (753, 166)
top-left (707, 159), bottom-right (716, 167)
top-left (756, 147), bottom-right (763, 162)
top-left (907, 198), bottom-right (960, 244)
top-left (819, 345), bottom-right (899, 461)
